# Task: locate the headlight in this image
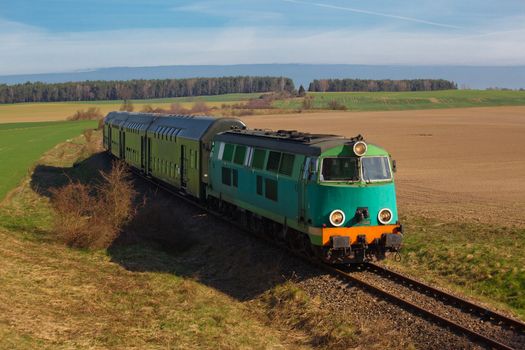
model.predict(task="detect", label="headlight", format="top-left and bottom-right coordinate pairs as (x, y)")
top-left (353, 141), bottom-right (367, 156)
top-left (329, 209), bottom-right (345, 227)
top-left (378, 208), bottom-right (393, 225)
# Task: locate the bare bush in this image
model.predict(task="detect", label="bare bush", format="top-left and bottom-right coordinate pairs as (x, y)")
top-left (302, 96), bottom-right (314, 110)
top-left (327, 99), bottom-right (347, 110)
top-left (243, 98), bottom-right (273, 109)
top-left (51, 161), bottom-right (136, 249)
top-left (51, 182), bottom-right (96, 247)
top-left (169, 103), bottom-right (189, 114)
top-left (142, 104), bottom-right (174, 114)
top-left (67, 107), bottom-right (103, 121)
top-left (190, 101), bottom-right (211, 114)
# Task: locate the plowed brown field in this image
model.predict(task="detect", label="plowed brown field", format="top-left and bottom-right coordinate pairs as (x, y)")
top-left (241, 106), bottom-right (525, 227)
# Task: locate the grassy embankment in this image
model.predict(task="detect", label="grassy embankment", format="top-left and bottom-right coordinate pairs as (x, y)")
top-left (274, 90), bottom-right (525, 111)
top-left (0, 93), bottom-right (262, 123)
top-left (0, 130), bottom-right (370, 349)
top-left (0, 121), bottom-right (97, 200)
top-left (0, 132), bottom-right (287, 349)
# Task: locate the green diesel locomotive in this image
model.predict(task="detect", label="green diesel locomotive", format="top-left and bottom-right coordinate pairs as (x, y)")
top-left (103, 112), bottom-right (402, 263)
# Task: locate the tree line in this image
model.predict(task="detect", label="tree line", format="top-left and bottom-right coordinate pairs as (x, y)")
top-left (308, 79), bottom-right (457, 92)
top-left (0, 76), bottom-right (295, 104)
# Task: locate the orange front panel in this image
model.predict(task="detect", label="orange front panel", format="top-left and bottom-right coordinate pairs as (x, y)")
top-left (321, 225), bottom-right (400, 245)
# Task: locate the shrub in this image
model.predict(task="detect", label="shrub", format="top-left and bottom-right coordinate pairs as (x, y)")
top-left (67, 107), bottom-right (103, 121)
top-left (302, 96), bottom-right (314, 110)
top-left (51, 161), bottom-right (136, 249)
top-left (327, 99), bottom-right (347, 110)
top-left (169, 102), bottom-right (189, 114)
top-left (190, 101), bottom-right (211, 114)
top-left (243, 98), bottom-right (273, 109)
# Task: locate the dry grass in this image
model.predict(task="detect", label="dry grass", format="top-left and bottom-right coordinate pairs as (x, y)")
top-left (0, 134), bottom-right (304, 349)
top-left (0, 226), bottom-right (297, 349)
top-left (50, 161), bottom-right (136, 249)
top-left (260, 282), bottom-right (356, 349)
top-left (258, 282), bottom-right (414, 350)
top-left (119, 100), bottom-right (134, 112)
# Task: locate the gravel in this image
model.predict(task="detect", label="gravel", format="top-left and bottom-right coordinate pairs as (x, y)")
top-left (347, 267), bottom-right (525, 350)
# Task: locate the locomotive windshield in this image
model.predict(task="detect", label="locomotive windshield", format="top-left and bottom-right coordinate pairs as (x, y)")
top-left (320, 156), bottom-right (392, 182)
top-left (362, 156), bottom-right (392, 182)
top-left (321, 158), bottom-right (359, 181)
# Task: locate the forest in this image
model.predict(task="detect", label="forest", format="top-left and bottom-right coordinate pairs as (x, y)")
top-left (0, 76), bottom-right (295, 104)
top-left (308, 79), bottom-right (457, 92)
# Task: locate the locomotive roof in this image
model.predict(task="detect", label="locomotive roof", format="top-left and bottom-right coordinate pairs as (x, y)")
top-left (105, 111), bottom-right (245, 141)
top-left (214, 128), bottom-right (364, 156)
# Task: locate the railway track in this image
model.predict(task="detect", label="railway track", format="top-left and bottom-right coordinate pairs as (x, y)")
top-left (134, 169), bottom-right (525, 350)
top-left (322, 263), bottom-right (525, 350)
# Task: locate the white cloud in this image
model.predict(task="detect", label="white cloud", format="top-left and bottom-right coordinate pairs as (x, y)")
top-left (0, 18), bottom-right (524, 75)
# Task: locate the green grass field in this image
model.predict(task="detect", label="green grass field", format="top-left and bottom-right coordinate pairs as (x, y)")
top-left (274, 90), bottom-right (525, 111)
top-left (0, 121), bottom-right (97, 200)
top-left (2, 90), bottom-right (525, 124)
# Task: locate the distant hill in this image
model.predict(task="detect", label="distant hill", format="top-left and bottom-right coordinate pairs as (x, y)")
top-left (1, 64), bottom-right (524, 89)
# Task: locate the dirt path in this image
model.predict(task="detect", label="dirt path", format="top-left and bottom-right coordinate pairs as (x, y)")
top-left (241, 106), bottom-right (525, 227)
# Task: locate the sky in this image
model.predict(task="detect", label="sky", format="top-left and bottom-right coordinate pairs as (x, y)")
top-left (0, 0), bottom-right (524, 75)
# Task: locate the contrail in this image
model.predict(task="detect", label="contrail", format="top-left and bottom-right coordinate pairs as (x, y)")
top-left (283, 0), bottom-right (462, 30)
top-left (451, 28), bottom-right (525, 40)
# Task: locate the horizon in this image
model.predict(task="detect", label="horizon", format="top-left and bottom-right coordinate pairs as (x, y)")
top-left (2, 63), bottom-right (524, 90)
top-left (3, 62), bottom-right (525, 79)
top-left (1, 0), bottom-right (525, 76)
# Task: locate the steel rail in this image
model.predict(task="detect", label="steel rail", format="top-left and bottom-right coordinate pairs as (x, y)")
top-left (323, 265), bottom-right (517, 350)
top-left (366, 262), bottom-right (525, 333)
top-left (128, 167), bottom-right (520, 350)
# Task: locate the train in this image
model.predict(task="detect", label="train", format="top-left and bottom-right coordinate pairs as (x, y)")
top-left (103, 112), bottom-right (403, 263)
